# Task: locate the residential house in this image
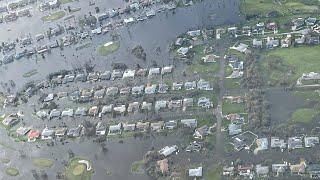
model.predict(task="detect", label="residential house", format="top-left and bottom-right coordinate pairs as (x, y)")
top-left (57, 91), bottom-right (68, 99)
top-left (148, 68), bottom-right (160, 77)
top-left (202, 54), bottom-right (219, 63)
top-left (164, 120), bottom-right (177, 129)
top-left (67, 126), bottom-right (82, 137)
top-left (158, 83), bottom-right (169, 94)
top-left (108, 123), bottom-right (122, 135)
top-left (106, 87), bottom-right (118, 96)
top-left (305, 137), bottom-right (319, 148)
top-left (256, 164), bottom-right (269, 177)
top-left (136, 68), bottom-right (148, 77)
top-left (159, 145), bottom-right (178, 157)
top-left (150, 121), bottom-right (164, 131)
top-left (168, 99), bottom-right (182, 109)
top-left (292, 18), bottom-right (305, 30)
top-left (271, 137), bottom-right (286, 151)
top-left (123, 123), bottom-right (136, 131)
top-left (184, 81), bottom-right (196, 90)
top-left (255, 138), bottom-right (269, 151)
top-left (113, 105), bottom-right (126, 114)
top-left (238, 165), bottom-right (253, 177)
top-left (123, 69), bottom-right (135, 79)
top-left (187, 30), bottom-right (201, 37)
top-left (290, 161), bottom-right (306, 175)
top-left (188, 167), bottom-right (203, 177)
top-left (157, 159), bottom-right (169, 174)
top-left (94, 89), bottom-right (105, 99)
top-left (172, 82), bottom-right (183, 91)
top-left (100, 71), bottom-right (111, 80)
top-left (87, 72), bottom-right (99, 81)
top-left (75, 74), bottom-right (87, 82)
top-left (41, 127), bottom-right (55, 140)
top-left (101, 104), bottom-right (114, 114)
top-left (288, 137), bottom-right (303, 150)
top-left (228, 123), bottom-right (242, 136)
top-left (61, 108), bottom-right (74, 117)
top-left (253, 39), bottom-right (263, 48)
top-left (141, 101), bottom-right (152, 111)
top-left (96, 122), bottom-right (106, 136)
top-left (120, 87), bottom-right (131, 96)
top-left (69, 90), bottom-right (80, 101)
top-left (194, 125), bottom-right (209, 139)
top-left (266, 37), bottom-right (280, 49)
top-left (111, 70), bottom-right (123, 80)
top-left (183, 98), bottom-right (193, 107)
top-left (225, 113), bottom-right (245, 124)
top-left (230, 43), bottom-right (248, 53)
top-left (44, 93), bottom-right (54, 102)
top-left (180, 119), bottom-right (197, 128)
top-left (272, 164), bottom-right (288, 175)
top-left (197, 79), bottom-right (213, 91)
top-left (136, 122), bottom-right (150, 132)
top-left (131, 85), bottom-right (144, 95)
top-left (36, 111), bottom-right (47, 119)
top-left (177, 47), bottom-right (190, 57)
top-left (127, 102), bottom-right (140, 113)
top-left (49, 109), bottom-right (61, 119)
top-left (281, 34), bottom-right (292, 48)
top-left (161, 66), bottom-right (173, 75)
top-left (197, 97), bottom-right (213, 108)
top-left (55, 127), bottom-right (67, 137)
top-left (186, 141), bottom-right (203, 152)
top-left (63, 74), bottom-right (75, 84)
top-left (75, 107), bottom-right (87, 116)
top-left (28, 130), bottom-right (40, 142)
top-left (16, 126), bottom-right (31, 136)
top-left (88, 106), bottom-right (99, 116)
top-left (155, 100), bottom-right (167, 111)
top-left (308, 164), bottom-right (320, 178)
top-left (305, 17), bottom-right (317, 26)
top-left (223, 166), bottom-right (234, 176)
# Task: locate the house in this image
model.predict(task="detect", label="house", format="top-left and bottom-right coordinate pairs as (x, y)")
top-left (41, 127), bottom-right (55, 140)
top-left (87, 72), bottom-right (99, 81)
top-left (136, 122), bottom-right (150, 132)
top-left (96, 122), bottom-right (106, 136)
top-left (266, 37), bottom-right (280, 49)
top-left (305, 17), bottom-right (317, 26)
top-left (308, 164), bottom-right (320, 178)
top-left (36, 111), bottom-right (47, 119)
top-left (111, 70), bottom-right (123, 80)
top-left (164, 120), bottom-right (177, 129)
top-left (123, 69), bottom-right (135, 79)
top-left (256, 164), bottom-right (269, 177)
top-left (223, 166), bottom-right (234, 176)
top-left (272, 164), bottom-right (288, 174)
top-left (131, 85), bottom-right (144, 95)
top-left (150, 121), bottom-right (164, 131)
top-left (145, 84), bottom-right (157, 94)
top-left (155, 100), bottom-right (167, 111)
top-left (184, 81), bottom-right (196, 90)
top-left (194, 125), bottom-right (209, 139)
top-left (100, 71), bottom-right (111, 80)
top-left (253, 39), bottom-right (263, 48)
top-left (223, 96), bottom-right (244, 104)
top-left (187, 30), bottom-right (201, 37)
top-left (177, 47), bottom-right (190, 56)
top-left (225, 113), bottom-right (245, 124)
top-left (28, 130), bottom-right (40, 142)
top-left (75, 107), bottom-right (87, 116)
top-left (49, 109), bottom-right (61, 119)
top-left (197, 97), bottom-right (213, 108)
top-left (120, 87), bottom-right (131, 96)
top-left (172, 82), bottom-right (183, 90)
top-left (230, 43), bottom-right (248, 53)
top-left (146, 9), bottom-right (156, 17)
top-left (188, 167), bottom-right (202, 177)
top-left (281, 34), bottom-right (292, 48)
top-left (228, 123), bottom-right (242, 136)
top-left (183, 98), bottom-right (193, 107)
top-left (271, 137), bottom-right (286, 150)
top-left (157, 159), bottom-right (169, 174)
top-left (101, 104), bottom-right (114, 114)
top-left (80, 89), bottom-right (93, 101)
top-left (108, 123), bottom-right (122, 135)
top-left (292, 18), bottom-right (305, 30)
top-left (127, 102), bottom-right (140, 113)
top-left (159, 145), bottom-right (178, 157)
top-left (295, 35), bottom-right (306, 44)
top-left (266, 22), bottom-right (278, 30)
top-left (136, 68), bottom-right (148, 77)
top-left (180, 119), bottom-right (197, 128)
top-left (290, 160), bottom-right (306, 174)
top-left (161, 66), bottom-right (173, 75)
top-left (67, 126), bottom-right (82, 137)
top-left (113, 105), bottom-right (126, 114)
top-left (306, 36), bottom-right (320, 45)
top-left (63, 74), bottom-right (75, 84)
top-left (238, 165), bottom-right (253, 177)
top-left (123, 123), bottom-right (136, 131)
top-left (305, 137), bottom-right (319, 148)
top-left (106, 87), bottom-right (118, 96)
top-left (288, 137), bottom-right (303, 150)
top-left (88, 106), bottom-right (99, 116)
top-left (44, 93), bottom-right (54, 102)
top-left (202, 54), bottom-right (219, 63)
top-left (227, 27), bottom-right (238, 35)
top-left (158, 83), bottom-right (169, 94)
top-left (175, 38), bottom-right (184, 46)
top-left (197, 79), bottom-right (213, 91)
top-left (148, 68), bottom-right (160, 77)
top-left (75, 74), bottom-right (87, 82)
top-left (124, 17), bottom-right (135, 24)
top-left (94, 89), bottom-right (105, 99)
top-left (141, 101), bottom-right (152, 111)
top-left (229, 61), bottom-right (244, 71)
top-left (61, 108), bottom-right (74, 117)
top-left (16, 126), bottom-right (31, 136)
top-left (186, 141), bottom-right (203, 152)
top-left (54, 127), bottom-right (67, 137)
top-left (255, 138), bottom-right (269, 151)
top-left (57, 91), bottom-right (68, 99)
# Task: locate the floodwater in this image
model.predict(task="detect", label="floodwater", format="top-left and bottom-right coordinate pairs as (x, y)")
top-left (0, 0), bottom-right (243, 179)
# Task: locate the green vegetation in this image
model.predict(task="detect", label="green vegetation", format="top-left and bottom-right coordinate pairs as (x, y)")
top-left (204, 165), bottom-right (222, 180)
top-left (32, 158), bottom-right (54, 168)
top-left (225, 79), bottom-right (241, 89)
top-left (41, 11), bottom-right (66, 22)
top-left (294, 90), bottom-right (320, 101)
top-left (23, 69), bottom-right (38, 78)
top-left (131, 160), bottom-right (144, 174)
top-left (0, 158), bottom-right (10, 164)
top-left (261, 46), bottom-right (320, 85)
top-left (222, 101), bottom-right (245, 115)
top-left (97, 41), bottom-right (120, 56)
top-left (240, 0), bottom-right (318, 17)
top-left (65, 158), bottom-right (93, 180)
top-left (5, 167), bottom-right (19, 176)
top-left (291, 108), bottom-right (319, 123)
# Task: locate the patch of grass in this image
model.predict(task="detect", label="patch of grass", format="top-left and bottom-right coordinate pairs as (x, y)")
top-left (65, 157), bottom-right (93, 180)
top-left (0, 158), bottom-right (10, 164)
top-left (294, 90), bottom-right (320, 101)
top-left (41, 11), bottom-right (66, 22)
top-left (187, 62), bottom-right (220, 76)
top-left (5, 167), bottom-right (19, 176)
top-left (204, 165), bottom-right (222, 180)
top-left (222, 101), bottom-right (245, 115)
top-left (97, 41), bottom-right (120, 56)
top-left (32, 158), bottom-right (54, 168)
top-left (131, 160), bottom-right (144, 174)
top-left (225, 78), bottom-right (241, 89)
top-left (23, 69), bottom-right (38, 78)
top-left (59, 0), bottom-right (73, 4)
top-left (291, 108), bottom-right (319, 123)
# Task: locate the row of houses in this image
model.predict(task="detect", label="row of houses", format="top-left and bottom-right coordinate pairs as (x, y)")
top-left (42, 79), bottom-right (213, 102)
top-left (223, 161), bottom-right (320, 179)
top-left (38, 96), bottom-right (213, 119)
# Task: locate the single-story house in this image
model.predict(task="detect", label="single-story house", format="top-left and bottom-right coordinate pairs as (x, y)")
top-left (180, 119), bottom-right (197, 128)
top-left (159, 145), bottom-right (178, 157)
top-left (189, 167), bottom-right (202, 177)
top-left (41, 127), bottom-right (55, 140)
top-left (136, 122), bottom-right (150, 131)
top-left (150, 121), bottom-right (164, 131)
top-left (108, 123), bottom-right (122, 135)
top-left (123, 123), bottom-right (136, 131)
top-left (96, 122), bottom-right (106, 136)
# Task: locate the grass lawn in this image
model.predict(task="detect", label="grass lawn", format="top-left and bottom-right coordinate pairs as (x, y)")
top-left (23, 69), bottom-right (38, 78)
top-left (131, 160), bottom-right (144, 174)
top-left (204, 165), bottom-right (222, 180)
top-left (261, 46), bottom-right (320, 85)
top-left (222, 101), bottom-right (245, 115)
top-left (294, 90), bottom-right (320, 101)
top-left (225, 78), bottom-right (241, 89)
top-left (97, 41), bottom-right (120, 56)
top-left (32, 158), bottom-right (54, 168)
top-left (41, 11), bottom-right (66, 22)
top-left (187, 62), bottom-right (220, 76)
top-left (291, 108), bottom-right (319, 123)
top-left (65, 157), bottom-right (93, 180)
top-left (240, 0), bottom-right (318, 16)
top-left (5, 167), bottom-right (19, 176)
top-left (0, 158), bottom-right (10, 164)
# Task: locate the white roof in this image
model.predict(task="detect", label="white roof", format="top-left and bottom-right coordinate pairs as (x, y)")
top-left (189, 167), bottom-right (203, 177)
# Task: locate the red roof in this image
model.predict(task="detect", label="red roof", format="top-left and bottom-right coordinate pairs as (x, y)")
top-left (28, 130), bottom-right (40, 139)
